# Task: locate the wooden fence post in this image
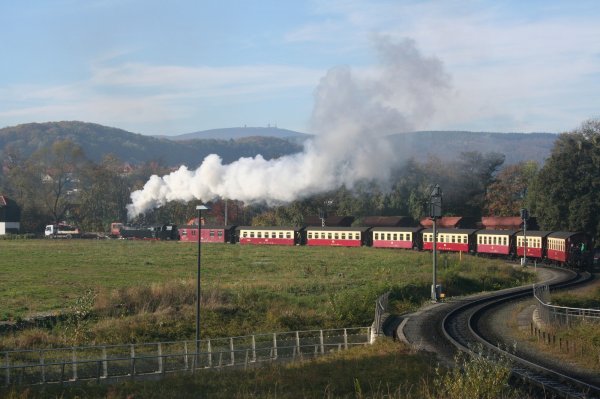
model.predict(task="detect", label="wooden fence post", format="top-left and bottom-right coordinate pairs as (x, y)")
top-left (319, 330), bottom-right (324, 354)
top-left (130, 344), bottom-right (136, 376)
top-left (273, 333), bottom-right (278, 359)
top-left (103, 347), bottom-right (108, 378)
top-left (4, 352), bottom-right (9, 386)
top-left (344, 329), bottom-right (348, 350)
top-left (40, 351), bottom-right (45, 384)
top-left (157, 343), bottom-right (163, 374)
top-left (184, 342), bottom-right (189, 370)
top-left (207, 339), bottom-right (212, 368)
top-left (72, 349), bottom-right (77, 381)
top-left (251, 336), bottom-right (256, 362)
top-left (230, 338), bottom-right (235, 365)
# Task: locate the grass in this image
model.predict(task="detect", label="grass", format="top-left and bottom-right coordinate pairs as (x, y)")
top-left (522, 277), bottom-right (600, 372)
top-left (0, 240), bottom-right (536, 398)
top-left (0, 240), bottom-right (533, 347)
top-left (0, 339), bottom-right (530, 399)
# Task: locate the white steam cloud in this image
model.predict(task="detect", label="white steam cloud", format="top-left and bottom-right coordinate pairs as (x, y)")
top-left (126, 36), bottom-right (450, 219)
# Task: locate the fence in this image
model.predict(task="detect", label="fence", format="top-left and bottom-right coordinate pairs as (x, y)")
top-left (372, 292), bottom-right (390, 341)
top-left (1, 327), bottom-right (370, 387)
top-left (533, 284), bottom-right (600, 327)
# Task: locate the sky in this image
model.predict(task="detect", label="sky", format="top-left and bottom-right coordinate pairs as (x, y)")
top-left (1, 0), bottom-right (599, 136)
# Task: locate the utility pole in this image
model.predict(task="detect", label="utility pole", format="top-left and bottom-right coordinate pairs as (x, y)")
top-left (430, 185), bottom-right (442, 302)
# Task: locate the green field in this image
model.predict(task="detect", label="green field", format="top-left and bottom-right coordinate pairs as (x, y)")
top-left (0, 239), bottom-right (534, 398)
top-left (0, 239), bottom-right (533, 347)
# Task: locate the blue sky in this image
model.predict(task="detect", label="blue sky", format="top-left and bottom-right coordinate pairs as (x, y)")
top-left (1, 0), bottom-right (599, 136)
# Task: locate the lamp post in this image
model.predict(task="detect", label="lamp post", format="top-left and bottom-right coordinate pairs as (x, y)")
top-left (520, 208), bottom-right (529, 267)
top-left (429, 185), bottom-right (442, 302)
top-left (195, 204), bottom-right (209, 359)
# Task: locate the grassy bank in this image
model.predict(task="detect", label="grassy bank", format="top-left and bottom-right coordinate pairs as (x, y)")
top-left (0, 339), bottom-right (527, 399)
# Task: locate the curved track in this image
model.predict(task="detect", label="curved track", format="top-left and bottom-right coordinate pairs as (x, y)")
top-left (442, 269), bottom-right (600, 398)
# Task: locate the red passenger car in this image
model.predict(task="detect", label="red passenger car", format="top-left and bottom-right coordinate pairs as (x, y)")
top-left (178, 225), bottom-right (236, 243)
top-left (516, 231), bottom-right (551, 260)
top-left (305, 227), bottom-right (370, 247)
top-left (475, 230), bottom-right (517, 256)
top-left (371, 227), bottom-right (423, 249)
top-left (422, 228), bottom-right (478, 253)
top-left (237, 226), bottom-right (299, 246)
top-left (546, 231), bottom-right (591, 266)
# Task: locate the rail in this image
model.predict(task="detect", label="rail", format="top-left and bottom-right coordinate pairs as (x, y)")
top-left (533, 284), bottom-right (600, 327)
top-left (1, 327), bottom-right (370, 387)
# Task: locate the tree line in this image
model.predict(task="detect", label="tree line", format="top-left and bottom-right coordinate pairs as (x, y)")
top-left (1, 119), bottom-right (598, 244)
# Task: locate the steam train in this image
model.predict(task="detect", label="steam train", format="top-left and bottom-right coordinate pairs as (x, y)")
top-left (176, 220), bottom-right (594, 270)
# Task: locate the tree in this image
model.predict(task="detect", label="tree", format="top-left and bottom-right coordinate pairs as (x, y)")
top-left (76, 155), bottom-right (131, 231)
top-left (484, 161), bottom-right (539, 216)
top-left (530, 119), bottom-right (600, 243)
top-left (30, 140), bottom-right (88, 224)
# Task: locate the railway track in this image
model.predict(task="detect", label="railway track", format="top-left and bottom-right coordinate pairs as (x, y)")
top-left (442, 269), bottom-right (600, 398)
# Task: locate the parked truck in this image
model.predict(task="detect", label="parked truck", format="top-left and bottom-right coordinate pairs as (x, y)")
top-left (44, 223), bottom-right (81, 238)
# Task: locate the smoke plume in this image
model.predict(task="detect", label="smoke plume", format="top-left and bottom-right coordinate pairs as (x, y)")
top-left (126, 36), bottom-right (450, 219)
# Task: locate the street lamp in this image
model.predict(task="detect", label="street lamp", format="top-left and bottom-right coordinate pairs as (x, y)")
top-left (195, 204), bottom-right (209, 360)
top-left (429, 185), bottom-right (442, 302)
top-left (520, 208), bottom-right (529, 267)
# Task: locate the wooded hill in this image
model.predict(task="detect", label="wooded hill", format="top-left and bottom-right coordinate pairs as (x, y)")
top-left (0, 121), bottom-right (557, 167)
top-left (0, 122), bottom-right (303, 167)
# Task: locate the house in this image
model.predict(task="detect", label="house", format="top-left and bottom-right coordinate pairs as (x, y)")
top-left (0, 195), bottom-right (21, 235)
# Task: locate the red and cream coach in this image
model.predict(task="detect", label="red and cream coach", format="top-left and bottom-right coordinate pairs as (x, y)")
top-left (371, 227), bottom-right (423, 249)
top-left (422, 228), bottom-right (478, 253)
top-left (237, 226), bottom-right (299, 246)
top-left (305, 226), bottom-right (370, 247)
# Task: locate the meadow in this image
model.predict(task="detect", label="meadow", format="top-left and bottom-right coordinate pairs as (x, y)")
top-left (0, 239), bottom-right (533, 348)
top-left (0, 239), bottom-right (536, 398)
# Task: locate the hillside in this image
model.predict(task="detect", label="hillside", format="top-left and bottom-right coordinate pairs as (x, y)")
top-left (0, 122), bottom-right (558, 168)
top-left (166, 126), bottom-right (311, 142)
top-left (0, 122), bottom-right (303, 166)
top-left (389, 131), bottom-right (557, 165)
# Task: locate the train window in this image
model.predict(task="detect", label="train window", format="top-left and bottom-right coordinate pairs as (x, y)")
top-left (250, 232), bottom-right (255, 238)
top-left (340, 233), bottom-right (345, 239)
top-left (286, 232), bottom-right (291, 239)
top-left (334, 233), bottom-right (339, 239)
top-left (209, 230), bottom-right (215, 237)
top-left (257, 232), bottom-right (262, 238)
top-left (218, 231), bottom-right (223, 237)
top-left (308, 232), bottom-right (312, 239)
top-left (392, 233), bottom-right (397, 240)
top-left (373, 233), bottom-right (378, 240)
top-left (327, 233), bottom-right (332, 239)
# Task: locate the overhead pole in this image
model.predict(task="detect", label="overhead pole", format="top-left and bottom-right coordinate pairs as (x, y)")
top-left (430, 185), bottom-right (442, 302)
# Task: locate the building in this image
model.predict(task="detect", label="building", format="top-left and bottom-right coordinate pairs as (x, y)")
top-left (0, 195), bottom-right (21, 235)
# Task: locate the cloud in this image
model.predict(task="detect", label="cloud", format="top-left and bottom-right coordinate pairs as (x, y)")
top-left (0, 62), bottom-right (323, 132)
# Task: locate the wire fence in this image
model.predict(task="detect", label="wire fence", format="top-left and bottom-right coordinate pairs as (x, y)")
top-left (1, 327), bottom-right (370, 387)
top-left (533, 284), bottom-right (600, 327)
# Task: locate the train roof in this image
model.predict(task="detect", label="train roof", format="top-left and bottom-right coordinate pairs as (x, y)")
top-left (515, 230), bottom-right (553, 237)
top-left (179, 225), bottom-right (236, 229)
top-left (475, 229), bottom-right (518, 236)
top-left (421, 228), bottom-right (480, 234)
top-left (235, 226), bottom-right (300, 231)
top-left (547, 231), bottom-right (585, 239)
top-left (361, 216), bottom-right (415, 227)
top-left (303, 215), bottom-right (355, 227)
top-left (370, 226), bottom-right (423, 232)
top-left (305, 226), bottom-right (371, 232)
